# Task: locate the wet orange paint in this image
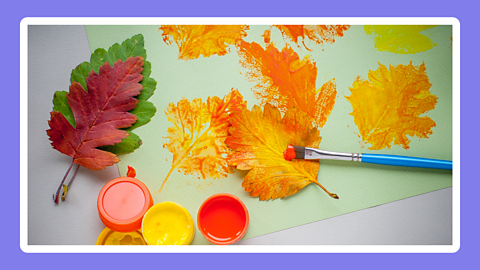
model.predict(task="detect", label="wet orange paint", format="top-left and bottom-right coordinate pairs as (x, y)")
top-left (275, 25), bottom-right (350, 48)
top-left (159, 25), bottom-right (249, 60)
top-left (347, 62), bottom-right (438, 150)
top-left (237, 40), bottom-right (336, 128)
top-left (160, 89), bottom-right (246, 193)
top-left (126, 165), bottom-right (136, 178)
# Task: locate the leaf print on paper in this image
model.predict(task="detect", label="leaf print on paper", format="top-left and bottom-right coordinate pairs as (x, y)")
top-left (226, 104), bottom-right (338, 200)
top-left (159, 25), bottom-right (249, 60)
top-left (364, 25), bottom-right (437, 54)
top-left (347, 62), bottom-right (438, 150)
top-left (47, 56), bottom-right (144, 170)
top-left (237, 40), bottom-right (336, 128)
top-left (159, 89), bottom-right (246, 193)
top-left (274, 25), bottom-right (350, 49)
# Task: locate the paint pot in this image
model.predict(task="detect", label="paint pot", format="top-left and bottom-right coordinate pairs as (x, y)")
top-left (96, 227), bottom-right (147, 245)
top-left (197, 193), bottom-right (249, 245)
top-left (141, 202), bottom-right (195, 245)
top-left (97, 177), bottom-right (153, 233)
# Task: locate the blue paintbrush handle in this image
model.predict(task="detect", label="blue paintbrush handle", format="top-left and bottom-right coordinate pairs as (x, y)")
top-left (361, 153), bottom-right (452, 170)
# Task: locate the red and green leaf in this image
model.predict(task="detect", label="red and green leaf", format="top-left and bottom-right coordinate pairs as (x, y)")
top-left (52, 34), bottom-right (157, 155)
top-left (47, 56), bottom-right (144, 170)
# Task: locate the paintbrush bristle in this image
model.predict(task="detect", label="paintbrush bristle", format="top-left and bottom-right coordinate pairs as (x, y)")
top-left (284, 145), bottom-right (306, 161)
top-left (292, 145), bottom-right (305, 159)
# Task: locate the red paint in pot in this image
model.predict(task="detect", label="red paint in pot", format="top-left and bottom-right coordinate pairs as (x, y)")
top-left (197, 193), bottom-right (249, 245)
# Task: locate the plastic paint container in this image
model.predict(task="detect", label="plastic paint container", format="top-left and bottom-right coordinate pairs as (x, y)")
top-left (197, 193), bottom-right (249, 245)
top-left (97, 177), bottom-right (153, 233)
top-left (141, 202), bottom-right (195, 245)
top-left (96, 227), bottom-right (147, 245)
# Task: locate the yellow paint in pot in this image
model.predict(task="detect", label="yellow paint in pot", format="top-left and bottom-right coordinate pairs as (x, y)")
top-left (141, 201), bottom-right (195, 245)
top-left (96, 227), bottom-right (147, 245)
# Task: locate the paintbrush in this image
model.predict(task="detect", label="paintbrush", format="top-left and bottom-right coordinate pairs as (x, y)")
top-left (283, 145), bottom-right (452, 170)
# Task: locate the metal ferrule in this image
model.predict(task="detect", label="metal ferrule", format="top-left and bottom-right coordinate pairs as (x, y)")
top-left (304, 147), bottom-right (362, 162)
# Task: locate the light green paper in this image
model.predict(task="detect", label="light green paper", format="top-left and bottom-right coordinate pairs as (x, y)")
top-left (85, 25), bottom-right (452, 245)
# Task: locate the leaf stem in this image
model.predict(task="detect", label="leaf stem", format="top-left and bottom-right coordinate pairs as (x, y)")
top-left (158, 124), bottom-right (214, 194)
top-left (314, 181), bottom-right (339, 199)
top-left (61, 163), bottom-right (80, 201)
top-left (53, 160), bottom-right (74, 204)
top-left (157, 166), bottom-right (175, 194)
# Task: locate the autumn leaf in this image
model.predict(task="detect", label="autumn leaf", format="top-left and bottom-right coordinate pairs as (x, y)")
top-left (226, 104), bottom-right (338, 200)
top-left (47, 56), bottom-right (144, 170)
top-left (159, 89), bottom-right (246, 193)
top-left (53, 34), bottom-right (157, 154)
top-left (159, 25), bottom-right (249, 60)
top-left (347, 62), bottom-right (437, 150)
top-left (237, 40), bottom-right (336, 128)
top-left (274, 25), bottom-right (350, 49)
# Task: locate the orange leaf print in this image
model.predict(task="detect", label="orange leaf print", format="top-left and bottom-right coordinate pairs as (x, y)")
top-left (237, 40), bottom-right (336, 128)
top-left (159, 25), bottom-right (249, 60)
top-left (160, 89), bottom-right (246, 193)
top-left (275, 25), bottom-right (350, 49)
top-left (347, 62), bottom-right (438, 150)
top-left (226, 104), bottom-right (338, 200)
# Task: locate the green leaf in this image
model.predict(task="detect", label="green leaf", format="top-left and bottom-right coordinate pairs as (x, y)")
top-left (106, 43), bottom-right (121, 66)
top-left (126, 100), bottom-right (157, 130)
top-left (74, 34), bottom-right (156, 100)
top-left (142, 60), bottom-right (152, 77)
top-left (54, 34), bottom-right (157, 155)
top-left (90, 48), bottom-right (107, 74)
top-left (70, 62), bottom-right (92, 92)
top-left (52, 91), bottom-right (75, 128)
top-left (139, 76), bottom-right (157, 100)
top-left (98, 131), bottom-right (142, 155)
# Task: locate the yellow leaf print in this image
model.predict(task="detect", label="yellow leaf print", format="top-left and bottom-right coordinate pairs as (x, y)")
top-left (364, 25), bottom-right (437, 54)
top-left (159, 25), bottom-right (249, 60)
top-left (160, 89), bottom-right (246, 193)
top-left (347, 62), bottom-right (438, 150)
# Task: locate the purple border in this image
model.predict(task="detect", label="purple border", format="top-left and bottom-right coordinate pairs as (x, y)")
top-left (7, 0), bottom-right (477, 269)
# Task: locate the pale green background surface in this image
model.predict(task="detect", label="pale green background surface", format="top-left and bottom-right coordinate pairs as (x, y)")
top-left (85, 25), bottom-right (452, 245)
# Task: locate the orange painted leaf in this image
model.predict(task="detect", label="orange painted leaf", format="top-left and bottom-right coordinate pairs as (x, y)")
top-left (47, 56), bottom-right (144, 170)
top-left (159, 25), bottom-right (249, 60)
top-left (159, 89), bottom-right (246, 193)
top-left (275, 25), bottom-right (350, 47)
top-left (347, 62), bottom-right (437, 150)
top-left (237, 40), bottom-right (336, 127)
top-left (226, 104), bottom-right (338, 200)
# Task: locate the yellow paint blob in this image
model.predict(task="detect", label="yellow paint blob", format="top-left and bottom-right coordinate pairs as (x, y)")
top-left (141, 202), bottom-right (195, 245)
top-left (96, 227), bottom-right (146, 245)
top-left (364, 25), bottom-right (437, 54)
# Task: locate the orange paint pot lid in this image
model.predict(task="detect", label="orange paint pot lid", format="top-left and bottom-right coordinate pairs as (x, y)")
top-left (197, 193), bottom-right (249, 245)
top-left (97, 177), bottom-right (153, 233)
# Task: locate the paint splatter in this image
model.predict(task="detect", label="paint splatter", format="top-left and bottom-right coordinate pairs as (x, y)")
top-left (347, 62), bottom-right (438, 150)
top-left (262, 29), bottom-right (271, 44)
top-left (159, 89), bottom-right (246, 193)
top-left (237, 40), bottom-right (336, 128)
top-left (364, 25), bottom-right (437, 54)
top-left (159, 25), bottom-right (249, 60)
top-left (274, 25), bottom-right (350, 49)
